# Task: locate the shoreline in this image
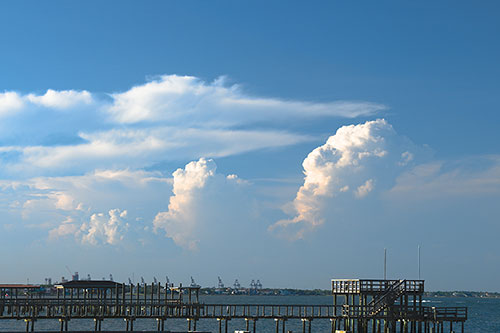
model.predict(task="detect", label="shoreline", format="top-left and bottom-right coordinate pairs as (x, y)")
top-left (198, 288), bottom-right (500, 298)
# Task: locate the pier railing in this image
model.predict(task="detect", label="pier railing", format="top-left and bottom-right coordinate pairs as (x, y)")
top-left (339, 304), bottom-right (467, 321)
top-left (203, 304), bottom-right (336, 318)
top-left (422, 306), bottom-right (468, 321)
top-left (0, 298), bottom-right (467, 322)
top-left (332, 279), bottom-right (424, 294)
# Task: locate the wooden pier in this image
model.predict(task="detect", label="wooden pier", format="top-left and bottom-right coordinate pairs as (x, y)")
top-left (331, 279), bottom-right (466, 333)
top-left (0, 279), bottom-right (467, 332)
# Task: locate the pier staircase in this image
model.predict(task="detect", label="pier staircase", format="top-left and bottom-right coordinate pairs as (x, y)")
top-left (367, 279), bottom-right (406, 317)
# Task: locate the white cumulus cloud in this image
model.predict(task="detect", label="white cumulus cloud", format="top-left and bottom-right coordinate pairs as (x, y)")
top-left (80, 209), bottom-right (128, 245)
top-left (27, 89), bottom-right (93, 109)
top-left (154, 158), bottom-right (256, 250)
top-left (48, 217), bottom-right (79, 240)
top-left (355, 179), bottom-right (374, 198)
top-left (270, 119), bottom-right (411, 239)
top-left (0, 168), bottom-right (171, 246)
top-left (0, 91), bottom-right (24, 116)
top-left (153, 158), bottom-right (215, 250)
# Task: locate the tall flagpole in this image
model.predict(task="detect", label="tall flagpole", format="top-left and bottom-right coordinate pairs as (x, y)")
top-left (384, 248), bottom-right (387, 280)
top-left (418, 245), bottom-right (421, 280)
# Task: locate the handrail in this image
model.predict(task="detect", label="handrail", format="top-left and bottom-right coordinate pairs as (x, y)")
top-left (332, 279), bottom-right (424, 294)
top-left (367, 279), bottom-right (406, 316)
top-left (0, 299), bottom-right (467, 322)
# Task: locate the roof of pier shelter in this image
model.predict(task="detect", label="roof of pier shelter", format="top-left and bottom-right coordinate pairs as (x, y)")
top-left (0, 284), bottom-right (40, 289)
top-left (55, 280), bottom-right (123, 289)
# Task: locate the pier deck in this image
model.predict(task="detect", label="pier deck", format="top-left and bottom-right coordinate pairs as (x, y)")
top-left (0, 279), bottom-right (467, 332)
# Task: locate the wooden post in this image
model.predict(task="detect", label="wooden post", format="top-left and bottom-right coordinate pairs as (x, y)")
top-left (333, 295), bottom-right (337, 316)
top-left (114, 284), bottom-right (118, 316)
top-left (157, 282), bottom-right (161, 316)
top-left (84, 288), bottom-right (87, 316)
top-left (129, 283), bottom-right (132, 315)
top-left (136, 283), bottom-right (140, 316)
top-left (144, 283), bottom-right (147, 315)
top-left (120, 284), bottom-right (125, 316)
top-left (151, 282), bottom-right (154, 315)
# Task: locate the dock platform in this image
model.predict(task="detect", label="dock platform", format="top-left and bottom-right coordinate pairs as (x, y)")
top-left (0, 279), bottom-right (467, 332)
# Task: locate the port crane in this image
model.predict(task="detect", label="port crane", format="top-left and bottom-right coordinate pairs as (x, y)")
top-left (233, 279), bottom-right (241, 289)
top-left (190, 277), bottom-right (200, 288)
top-left (217, 276), bottom-right (224, 288)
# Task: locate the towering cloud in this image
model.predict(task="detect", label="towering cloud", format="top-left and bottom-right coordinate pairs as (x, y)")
top-left (270, 119), bottom-right (412, 239)
top-left (153, 158), bottom-right (216, 250)
top-left (153, 158), bottom-right (254, 250)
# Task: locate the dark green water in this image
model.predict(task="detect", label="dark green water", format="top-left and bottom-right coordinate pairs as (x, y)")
top-left (0, 295), bottom-right (498, 332)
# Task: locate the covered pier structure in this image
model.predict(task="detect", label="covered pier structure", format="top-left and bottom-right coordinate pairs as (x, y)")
top-left (0, 279), bottom-right (466, 332)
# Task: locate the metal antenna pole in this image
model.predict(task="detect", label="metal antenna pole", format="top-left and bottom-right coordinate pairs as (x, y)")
top-left (418, 245), bottom-right (421, 280)
top-left (384, 248), bottom-right (387, 280)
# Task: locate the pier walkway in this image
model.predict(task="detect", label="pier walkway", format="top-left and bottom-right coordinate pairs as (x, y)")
top-left (0, 279), bottom-right (467, 332)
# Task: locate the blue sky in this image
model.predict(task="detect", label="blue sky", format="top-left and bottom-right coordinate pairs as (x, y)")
top-left (0, 1), bottom-right (499, 291)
